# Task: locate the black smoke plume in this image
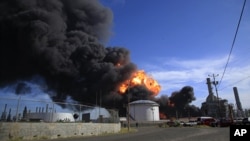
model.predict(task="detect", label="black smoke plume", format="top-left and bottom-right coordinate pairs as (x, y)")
top-left (155, 86), bottom-right (201, 118)
top-left (0, 0), bottom-right (155, 115)
top-left (0, 0), bottom-right (201, 117)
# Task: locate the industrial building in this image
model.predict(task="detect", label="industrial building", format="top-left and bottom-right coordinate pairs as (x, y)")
top-left (201, 78), bottom-right (229, 118)
top-left (0, 103), bottom-right (113, 122)
top-left (200, 78), bottom-right (247, 119)
top-left (129, 100), bottom-right (160, 122)
top-left (23, 104), bottom-right (75, 122)
top-left (82, 106), bottom-right (112, 122)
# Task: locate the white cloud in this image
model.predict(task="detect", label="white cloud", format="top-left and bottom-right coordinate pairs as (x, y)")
top-left (144, 55), bottom-right (250, 109)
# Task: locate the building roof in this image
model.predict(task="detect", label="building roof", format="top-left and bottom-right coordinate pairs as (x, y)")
top-left (129, 100), bottom-right (159, 106)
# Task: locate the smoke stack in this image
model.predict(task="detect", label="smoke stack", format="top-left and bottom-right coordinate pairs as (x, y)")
top-left (1, 104), bottom-right (7, 121)
top-left (206, 78), bottom-right (214, 97)
top-left (4, 104), bottom-right (7, 113)
top-left (7, 108), bottom-right (12, 121)
top-left (46, 104), bottom-right (48, 113)
top-left (233, 87), bottom-right (244, 117)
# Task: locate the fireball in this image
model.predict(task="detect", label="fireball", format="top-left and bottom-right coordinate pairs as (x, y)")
top-left (118, 70), bottom-right (161, 96)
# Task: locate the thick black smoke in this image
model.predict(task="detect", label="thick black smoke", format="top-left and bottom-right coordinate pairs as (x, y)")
top-left (170, 86), bottom-right (196, 109)
top-left (0, 0), bottom-right (201, 117)
top-left (155, 86), bottom-right (201, 118)
top-left (0, 0), bottom-right (155, 114)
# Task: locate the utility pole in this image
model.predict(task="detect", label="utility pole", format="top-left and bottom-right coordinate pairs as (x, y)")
top-left (208, 74), bottom-right (221, 119)
top-left (127, 82), bottom-right (131, 131)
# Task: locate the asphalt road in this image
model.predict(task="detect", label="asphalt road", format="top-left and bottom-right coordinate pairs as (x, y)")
top-left (45, 126), bottom-right (230, 141)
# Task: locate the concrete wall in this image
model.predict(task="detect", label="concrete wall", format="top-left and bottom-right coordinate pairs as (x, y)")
top-left (0, 122), bottom-right (121, 141)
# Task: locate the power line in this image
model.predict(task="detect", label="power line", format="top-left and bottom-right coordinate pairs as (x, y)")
top-left (218, 0), bottom-right (247, 88)
top-left (219, 75), bottom-right (250, 91)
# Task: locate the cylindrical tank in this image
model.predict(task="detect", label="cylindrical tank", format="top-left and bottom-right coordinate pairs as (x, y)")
top-left (27, 112), bottom-right (74, 122)
top-left (129, 100), bottom-right (159, 122)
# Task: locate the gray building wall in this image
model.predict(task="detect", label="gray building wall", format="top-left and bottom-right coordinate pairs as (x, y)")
top-left (0, 122), bottom-right (121, 141)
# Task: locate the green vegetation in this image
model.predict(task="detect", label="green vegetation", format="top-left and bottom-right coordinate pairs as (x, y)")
top-left (119, 127), bottom-right (138, 134)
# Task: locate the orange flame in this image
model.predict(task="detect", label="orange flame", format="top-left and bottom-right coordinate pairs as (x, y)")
top-left (160, 112), bottom-right (167, 119)
top-left (168, 101), bottom-right (175, 107)
top-left (118, 70), bottom-right (161, 96)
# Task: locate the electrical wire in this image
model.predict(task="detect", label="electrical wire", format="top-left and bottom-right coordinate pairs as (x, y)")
top-left (218, 0), bottom-right (247, 88)
top-left (219, 75), bottom-right (250, 91)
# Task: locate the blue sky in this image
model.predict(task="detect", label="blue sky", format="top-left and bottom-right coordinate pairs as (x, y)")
top-left (100, 0), bottom-right (250, 108)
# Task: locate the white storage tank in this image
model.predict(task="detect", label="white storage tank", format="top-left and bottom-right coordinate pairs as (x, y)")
top-left (27, 112), bottom-right (75, 122)
top-left (129, 100), bottom-right (159, 122)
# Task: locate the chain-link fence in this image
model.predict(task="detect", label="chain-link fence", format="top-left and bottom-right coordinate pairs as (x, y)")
top-left (0, 97), bottom-right (119, 123)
